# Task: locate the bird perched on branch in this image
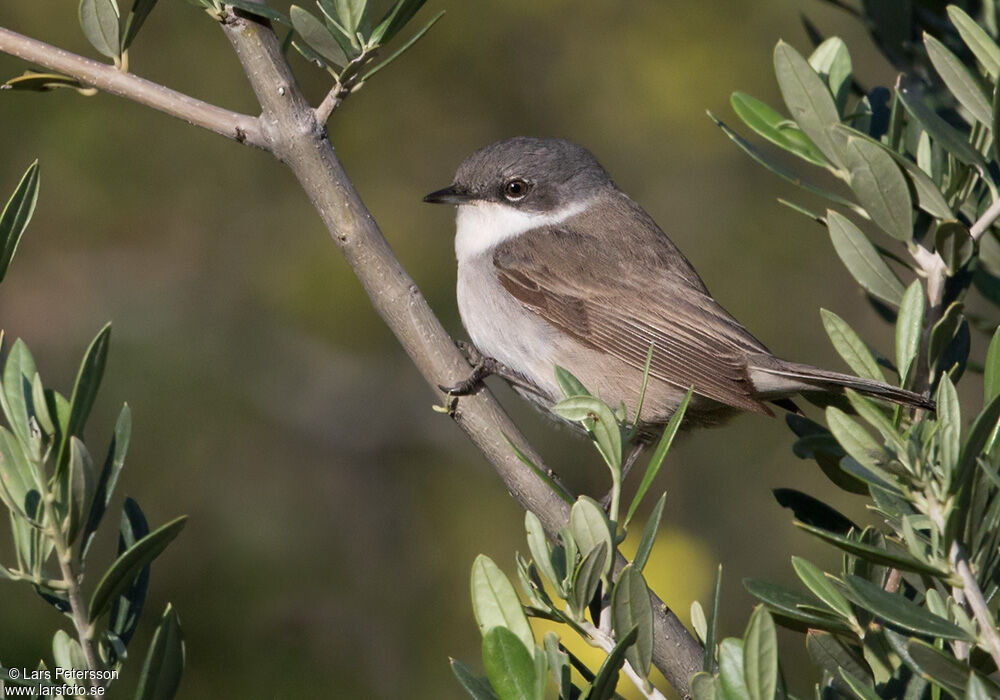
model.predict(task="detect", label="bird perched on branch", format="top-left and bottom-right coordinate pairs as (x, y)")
top-left (424, 137), bottom-right (933, 436)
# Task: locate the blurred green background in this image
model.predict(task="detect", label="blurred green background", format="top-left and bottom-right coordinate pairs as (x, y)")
top-left (0, 1), bottom-right (940, 697)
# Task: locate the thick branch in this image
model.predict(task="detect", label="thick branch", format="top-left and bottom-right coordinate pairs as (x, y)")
top-left (0, 26), bottom-right (266, 149)
top-left (219, 9), bottom-right (703, 696)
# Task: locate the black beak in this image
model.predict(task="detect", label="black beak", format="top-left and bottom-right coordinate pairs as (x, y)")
top-left (423, 185), bottom-right (474, 205)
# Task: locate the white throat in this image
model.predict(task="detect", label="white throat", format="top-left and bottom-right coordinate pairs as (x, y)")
top-left (454, 199), bottom-right (592, 261)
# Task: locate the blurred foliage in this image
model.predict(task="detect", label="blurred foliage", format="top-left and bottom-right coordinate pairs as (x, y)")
top-left (0, 0), bottom-right (943, 698)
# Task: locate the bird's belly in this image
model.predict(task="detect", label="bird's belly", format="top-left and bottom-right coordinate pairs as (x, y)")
top-left (457, 260), bottom-right (564, 403)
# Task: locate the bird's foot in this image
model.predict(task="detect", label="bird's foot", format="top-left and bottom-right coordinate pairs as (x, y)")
top-left (439, 342), bottom-right (506, 396)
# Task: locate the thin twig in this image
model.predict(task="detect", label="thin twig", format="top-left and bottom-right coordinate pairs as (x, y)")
top-left (40, 494), bottom-right (99, 695)
top-left (971, 198), bottom-right (1000, 241)
top-left (0, 26), bottom-right (266, 149)
top-left (951, 543), bottom-right (1000, 670)
top-left (315, 83), bottom-right (345, 123)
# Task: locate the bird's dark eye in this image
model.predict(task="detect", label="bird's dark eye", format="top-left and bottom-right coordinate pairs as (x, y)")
top-left (503, 178), bottom-right (531, 201)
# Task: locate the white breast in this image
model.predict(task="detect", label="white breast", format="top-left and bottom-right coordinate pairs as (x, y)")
top-left (453, 198), bottom-right (594, 402)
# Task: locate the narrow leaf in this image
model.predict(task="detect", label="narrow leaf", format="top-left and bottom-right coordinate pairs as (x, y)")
top-left (482, 627), bottom-right (537, 700)
top-left (625, 389), bottom-right (690, 528)
top-left (79, 0), bottom-right (121, 60)
top-left (895, 281), bottom-right (923, 385)
top-left (290, 5), bottom-right (347, 68)
top-left (88, 515), bottom-right (187, 621)
top-left (773, 41), bottom-right (845, 168)
top-left (632, 492), bottom-right (666, 572)
top-left (135, 604), bottom-right (184, 700)
top-left (611, 565), bottom-right (653, 677)
top-left (743, 606), bottom-right (778, 700)
top-left (827, 211), bottom-right (905, 305)
top-left (820, 309), bottom-right (885, 382)
top-left (0, 161), bottom-right (40, 285)
top-left (471, 555), bottom-right (534, 659)
top-left (924, 32), bottom-right (992, 127)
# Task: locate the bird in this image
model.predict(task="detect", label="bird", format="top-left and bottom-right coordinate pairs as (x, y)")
top-left (423, 136), bottom-right (934, 438)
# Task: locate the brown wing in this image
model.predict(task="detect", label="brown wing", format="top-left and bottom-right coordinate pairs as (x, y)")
top-left (493, 221), bottom-right (773, 415)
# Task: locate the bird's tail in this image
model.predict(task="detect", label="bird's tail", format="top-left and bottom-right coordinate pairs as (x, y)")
top-left (748, 356), bottom-right (936, 411)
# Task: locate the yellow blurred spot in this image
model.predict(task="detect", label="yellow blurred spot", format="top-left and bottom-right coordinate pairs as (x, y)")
top-left (531, 526), bottom-right (713, 699)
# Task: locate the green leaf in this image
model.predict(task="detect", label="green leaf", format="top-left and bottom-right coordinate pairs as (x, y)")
top-left (471, 555), bottom-right (534, 658)
top-left (481, 627), bottom-right (537, 700)
top-left (2, 338), bottom-right (38, 451)
top-left (956, 392), bottom-right (1000, 489)
top-left (791, 557), bottom-right (854, 621)
top-left (552, 396), bottom-right (622, 472)
top-left (793, 522), bottom-right (948, 577)
top-left (835, 123), bottom-right (953, 220)
top-left (570, 496), bottom-right (613, 578)
top-left (2, 71), bottom-right (95, 94)
top-left (691, 672), bottom-right (721, 700)
top-left (121, 0), bottom-right (160, 51)
top-left (709, 113), bottom-right (867, 216)
top-left (948, 6), bottom-right (1000, 81)
top-left (825, 407), bottom-right (886, 472)
top-left (844, 391), bottom-right (906, 455)
top-left (554, 366), bottom-right (590, 398)
top-left (370, 0), bottom-right (427, 45)
top-left (904, 638), bottom-right (1000, 696)
top-left (936, 375), bottom-right (961, 478)
top-left (585, 626), bottom-right (637, 700)
top-left (55, 324), bottom-right (111, 481)
top-left (135, 604), bottom-right (184, 700)
top-left (451, 658), bottom-right (499, 700)
top-left (79, 0), bottom-right (121, 60)
top-left (88, 515), bottom-right (187, 621)
top-left (290, 5), bottom-right (347, 68)
top-left (839, 669), bottom-right (882, 700)
top-left (924, 32), bottom-right (992, 127)
top-left (224, 0), bottom-right (291, 26)
top-left (625, 389), bottom-right (690, 528)
top-left (524, 511), bottom-right (561, 594)
top-left (773, 40), bottom-right (845, 169)
top-left (332, 0), bottom-right (366, 35)
top-left (730, 92), bottom-right (828, 166)
top-left (632, 492), bottom-right (665, 572)
top-left (835, 128), bottom-right (913, 242)
top-left (572, 543), bottom-right (607, 615)
top-left (966, 674), bottom-right (992, 700)
top-left (81, 403), bottom-right (131, 561)
top-left (611, 565), bottom-right (653, 677)
top-left (806, 631), bottom-right (873, 687)
top-left (109, 498), bottom-right (150, 646)
top-left (0, 161), bottom-right (40, 286)
top-left (827, 211), bottom-right (905, 306)
top-left (897, 78), bottom-right (996, 195)
top-left (543, 633), bottom-right (571, 700)
top-left (845, 576), bottom-right (971, 640)
top-left (64, 437), bottom-right (95, 544)
top-left (705, 565), bottom-right (723, 673)
top-left (719, 638), bottom-right (750, 700)
top-left (362, 10), bottom-right (444, 80)
top-left (743, 578), bottom-right (852, 632)
top-left (895, 281), bottom-right (923, 385)
top-left (820, 309), bottom-right (885, 382)
top-left (0, 426), bottom-right (38, 520)
top-left (743, 606), bottom-right (778, 700)
top-left (809, 37), bottom-right (852, 111)
top-left (985, 328), bottom-right (1000, 403)
top-left (935, 222), bottom-right (974, 275)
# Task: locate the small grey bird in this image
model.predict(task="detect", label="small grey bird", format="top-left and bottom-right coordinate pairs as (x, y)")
top-left (424, 137), bottom-right (933, 435)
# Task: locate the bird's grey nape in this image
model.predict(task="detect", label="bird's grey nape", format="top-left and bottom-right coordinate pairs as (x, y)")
top-left (448, 137), bottom-right (616, 212)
